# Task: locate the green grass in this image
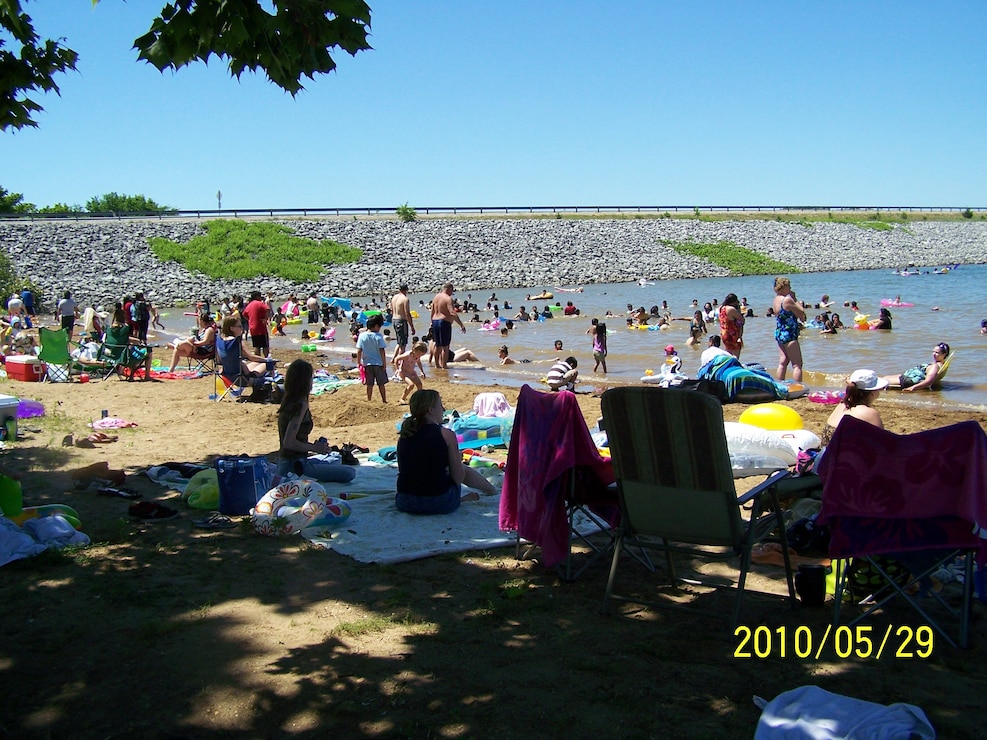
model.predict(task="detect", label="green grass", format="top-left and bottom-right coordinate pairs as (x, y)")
top-left (148, 219), bottom-right (362, 281)
top-left (663, 239), bottom-right (800, 275)
top-left (332, 612), bottom-right (436, 637)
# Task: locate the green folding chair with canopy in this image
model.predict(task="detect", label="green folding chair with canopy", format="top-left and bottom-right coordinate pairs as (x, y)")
top-left (600, 386), bottom-right (797, 627)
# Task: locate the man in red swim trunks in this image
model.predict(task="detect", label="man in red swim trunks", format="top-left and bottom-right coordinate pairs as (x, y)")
top-left (430, 282), bottom-right (466, 370)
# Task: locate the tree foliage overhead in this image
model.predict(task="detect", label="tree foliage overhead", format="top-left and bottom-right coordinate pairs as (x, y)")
top-left (1, 0), bottom-right (372, 131)
top-left (0, 3), bottom-right (78, 130)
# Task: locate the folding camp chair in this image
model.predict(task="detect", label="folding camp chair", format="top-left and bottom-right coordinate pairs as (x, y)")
top-left (214, 336), bottom-right (273, 402)
top-left (96, 325), bottom-right (145, 380)
top-left (37, 327), bottom-right (78, 382)
top-left (600, 386), bottom-right (796, 627)
top-left (816, 415), bottom-right (984, 648)
top-left (499, 384), bottom-right (620, 580)
top-left (185, 347), bottom-right (215, 375)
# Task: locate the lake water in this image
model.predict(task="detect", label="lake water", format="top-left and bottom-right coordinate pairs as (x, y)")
top-left (154, 264), bottom-right (987, 410)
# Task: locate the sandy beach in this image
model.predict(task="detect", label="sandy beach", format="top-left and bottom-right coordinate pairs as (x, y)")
top-left (2, 350), bottom-right (987, 737)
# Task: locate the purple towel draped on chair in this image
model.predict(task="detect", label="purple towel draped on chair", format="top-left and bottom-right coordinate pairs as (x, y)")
top-left (499, 384), bottom-right (616, 568)
top-left (816, 415), bottom-right (987, 564)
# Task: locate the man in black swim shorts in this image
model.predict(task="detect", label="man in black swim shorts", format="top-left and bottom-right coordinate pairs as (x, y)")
top-left (429, 282), bottom-right (466, 369)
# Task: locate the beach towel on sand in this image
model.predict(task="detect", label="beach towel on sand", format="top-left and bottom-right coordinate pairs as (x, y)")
top-left (698, 355), bottom-right (787, 402)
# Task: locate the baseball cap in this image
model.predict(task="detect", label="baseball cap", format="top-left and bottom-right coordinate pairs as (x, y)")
top-left (849, 369), bottom-right (888, 391)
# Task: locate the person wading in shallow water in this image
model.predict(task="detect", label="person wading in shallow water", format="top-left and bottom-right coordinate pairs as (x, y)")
top-left (430, 282), bottom-right (466, 370)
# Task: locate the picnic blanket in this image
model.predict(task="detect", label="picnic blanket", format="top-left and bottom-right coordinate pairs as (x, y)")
top-left (301, 458), bottom-right (607, 564)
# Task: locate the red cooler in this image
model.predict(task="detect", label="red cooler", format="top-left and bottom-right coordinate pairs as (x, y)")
top-left (5, 356), bottom-right (45, 382)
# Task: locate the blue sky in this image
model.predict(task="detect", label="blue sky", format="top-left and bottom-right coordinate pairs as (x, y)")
top-left (3, 1), bottom-right (985, 211)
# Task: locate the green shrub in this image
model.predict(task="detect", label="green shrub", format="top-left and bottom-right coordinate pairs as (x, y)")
top-left (961, 208), bottom-right (973, 219)
top-left (664, 239), bottom-right (799, 276)
top-left (86, 193), bottom-right (176, 213)
top-left (148, 220), bottom-right (362, 281)
top-left (396, 203), bottom-right (417, 222)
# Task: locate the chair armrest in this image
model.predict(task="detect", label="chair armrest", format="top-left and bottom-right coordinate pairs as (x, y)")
top-left (736, 469), bottom-right (791, 507)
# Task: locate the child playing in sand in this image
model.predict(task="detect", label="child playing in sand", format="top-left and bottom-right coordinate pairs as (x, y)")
top-left (395, 341), bottom-right (428, 403)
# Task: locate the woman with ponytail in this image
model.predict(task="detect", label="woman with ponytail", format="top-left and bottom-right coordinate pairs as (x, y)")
top-left (396, 389), bottom-right (498, 515)
top-left (277, 359), bottom-right (356, 483)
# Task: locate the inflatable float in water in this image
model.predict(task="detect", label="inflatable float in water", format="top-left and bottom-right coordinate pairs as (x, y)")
top-left (808, 390), bottom-right (845, 405)
top-left (880, 299), bottom-right (914, 307)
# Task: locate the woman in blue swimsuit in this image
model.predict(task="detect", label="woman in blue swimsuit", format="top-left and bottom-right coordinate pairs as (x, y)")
top-left (773, 277), bottom-right (806, 382)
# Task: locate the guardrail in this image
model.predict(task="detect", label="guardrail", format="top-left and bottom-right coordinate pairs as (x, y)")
top-left (0, 205), bottom-right (981, 221)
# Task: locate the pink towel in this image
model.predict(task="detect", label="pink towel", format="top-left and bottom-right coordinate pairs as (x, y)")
top-left (499, 384), bottom-right (615, 567)
top-left (817, 415), bottom-right (987, 562)
top-left (473, 392), bottom-right (511, 417)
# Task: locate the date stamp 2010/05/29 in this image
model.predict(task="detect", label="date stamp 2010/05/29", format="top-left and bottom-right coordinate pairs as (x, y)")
top-left (734, 624), bottom-right (934, 660)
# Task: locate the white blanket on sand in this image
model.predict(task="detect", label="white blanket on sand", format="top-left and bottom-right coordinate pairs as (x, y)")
top-left (302, 466), bottom-right (604, 565)
top-left (302, 489), bottom-right (512, 564)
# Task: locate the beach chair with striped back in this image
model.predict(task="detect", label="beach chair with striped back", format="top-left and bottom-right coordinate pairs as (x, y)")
top-left (600, 386), bottom-right (796, 627)
top-left (214, 335), bottom-right (272, 402)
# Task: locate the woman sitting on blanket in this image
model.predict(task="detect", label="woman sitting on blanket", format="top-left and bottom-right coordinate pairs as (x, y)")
top-left (277, 359), bottom-right (356, 483)
top-left (396, 389), bottom-right (497, 515)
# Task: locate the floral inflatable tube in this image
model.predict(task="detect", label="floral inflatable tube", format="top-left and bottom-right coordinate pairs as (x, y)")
top-left (251, 478), bottom-right (351, 536)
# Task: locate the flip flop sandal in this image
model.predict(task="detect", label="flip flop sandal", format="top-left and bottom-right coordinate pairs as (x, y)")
top-left (97, 487), bottom-right (141, 499)
top-left (128, 501), bottom-right (179, 520)
top-left (192, 513), bottom-right (236, 530)
top-left (89, 432), bottom-right (119, 443)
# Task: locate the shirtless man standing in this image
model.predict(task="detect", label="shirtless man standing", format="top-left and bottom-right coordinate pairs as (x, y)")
top-left (390, 284), bottom-right (416, 363)
top-left (430, 282), bottom-right (466, 370)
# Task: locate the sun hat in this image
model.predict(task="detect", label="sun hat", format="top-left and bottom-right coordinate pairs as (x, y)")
top-left (664, 344), bottom-right (675, 353)
top-left (849, 369), bottom-right (888, 391)
top-left (95, 305), bottom-right (109, 319)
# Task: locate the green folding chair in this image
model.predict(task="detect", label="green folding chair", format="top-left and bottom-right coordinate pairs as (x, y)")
top-left (96, 325), bottom-right (144, 381)
top-left (37, 327), bottom-right (78, 383)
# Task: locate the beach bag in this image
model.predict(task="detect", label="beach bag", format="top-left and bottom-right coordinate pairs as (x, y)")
top-left (215, 456), bottom-right (273, 515)
top-left (674, 378), bottom-right (727, 403)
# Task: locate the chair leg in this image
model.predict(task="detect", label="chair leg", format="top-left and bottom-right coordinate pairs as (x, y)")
top-left (602, 531), bottom-right (625, 614)
top-left (960, 551), bottom-right (973, 649)
top-left (844, 553), bottom-right (970, 649)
